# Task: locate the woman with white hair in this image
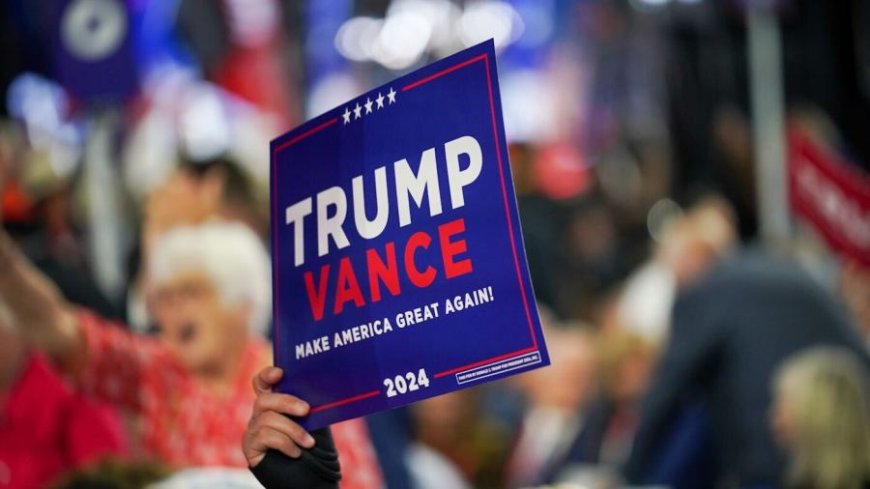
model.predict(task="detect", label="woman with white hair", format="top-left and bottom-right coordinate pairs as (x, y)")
top-left (0, 221), bottom-right (274, 466)
top-left (0, 223), bottom-right (382, 488)
top-left (770, 347), bottom-right (870, 489)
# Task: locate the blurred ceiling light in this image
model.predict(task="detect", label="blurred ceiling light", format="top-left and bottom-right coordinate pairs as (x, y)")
top-left (335, 0), bottom-right (522, 70)
top-left (371, 9), bottom-right (433, 70)
top-left (307, 72), bottom-right (360, 119)
top-left (334, 16), bottom-right (383, 62)
top-left (629, 0), bottom-right (671, 11)
top-left (459, 1), bottom-right (524, 51)
top-left (388, 0), bottom-right (460, 55)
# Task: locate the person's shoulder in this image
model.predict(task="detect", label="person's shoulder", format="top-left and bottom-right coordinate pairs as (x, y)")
top-left (689, 249), bottom-right (820, 298)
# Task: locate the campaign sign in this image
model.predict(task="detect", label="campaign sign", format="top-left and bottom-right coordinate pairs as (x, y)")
top-left (271, 40), bottom-right (549, 429)
top-left (53, 0), bottom-right (139, 104)
top-left (788, 128), bottom-right (870, 267)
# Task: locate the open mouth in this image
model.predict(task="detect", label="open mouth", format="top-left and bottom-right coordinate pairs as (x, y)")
top-left (177, 322), bottom-right (198, 345)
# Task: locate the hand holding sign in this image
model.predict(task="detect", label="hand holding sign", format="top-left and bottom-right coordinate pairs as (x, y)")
top-left (271, 41), bottom-right (549, 429)
top-left (244, 367), bottom-right (314, 466)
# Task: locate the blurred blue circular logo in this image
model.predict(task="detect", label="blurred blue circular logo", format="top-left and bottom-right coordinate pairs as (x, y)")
top-left (61, 0), bottom-right (128, 62)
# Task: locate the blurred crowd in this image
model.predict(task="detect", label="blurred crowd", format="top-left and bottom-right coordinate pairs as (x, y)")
top-left (1, 0), bottom-right (870, 489)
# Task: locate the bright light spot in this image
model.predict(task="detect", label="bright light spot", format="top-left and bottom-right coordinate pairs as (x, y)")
top-left (459, 1), bottom-right (524, 51)
top-left (332, 0), bottom-right (530, 69)
top-left (307, 73), bottom-right (360, 119)
top-left (371, 10), bottom-right (432, 70)
top-left (629, 0), bottom-right (671, 12)
top-left (502, 70), bottom-right (556, 142)
top-left (388, 0), bottom-right (460, 55)
top-left (334, 16), bottom-right (383, 62)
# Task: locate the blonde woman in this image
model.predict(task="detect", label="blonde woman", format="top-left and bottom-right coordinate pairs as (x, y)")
top-left (770, 347), bottom-right (870, 489)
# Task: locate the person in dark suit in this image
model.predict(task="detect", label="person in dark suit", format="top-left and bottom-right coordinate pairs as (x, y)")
top-left (623, 251), bottom-right (870, 487)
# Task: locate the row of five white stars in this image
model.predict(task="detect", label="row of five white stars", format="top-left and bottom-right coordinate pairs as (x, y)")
top-left (343, 87), bottom-right (397, 124)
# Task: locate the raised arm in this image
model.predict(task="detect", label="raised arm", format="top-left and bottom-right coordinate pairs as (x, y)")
top-left (0, 230), bottom-right (85, 373)
top-left (0, 230), bottom-right (177, 412)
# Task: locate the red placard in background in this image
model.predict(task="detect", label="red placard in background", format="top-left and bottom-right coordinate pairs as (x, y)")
top-left (788, 128), bottom-right (870, 266)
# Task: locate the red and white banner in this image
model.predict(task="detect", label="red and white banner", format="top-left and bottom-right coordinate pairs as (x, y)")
top-left (788, 129), bottom-right (870, 266)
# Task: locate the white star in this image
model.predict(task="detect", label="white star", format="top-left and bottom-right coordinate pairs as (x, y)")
top-left (387, 87), bottom-right (397, 104)
top-left (353, 103), bottom-right (362, 119)
top-left (364, 97), bottom-right (373, 114)
top-left (342, 107), bottom-right (351, 124)
top-left (375, 92), bottom-right (385, 109)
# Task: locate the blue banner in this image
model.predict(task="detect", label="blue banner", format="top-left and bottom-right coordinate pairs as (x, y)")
top-left (53, 0), bottom-right (139, 104)
top-left (271, 40), bottom-right (549, 429)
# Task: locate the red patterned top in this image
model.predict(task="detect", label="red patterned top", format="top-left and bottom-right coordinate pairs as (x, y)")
top-left (76, 310), bottom-right (383, 488)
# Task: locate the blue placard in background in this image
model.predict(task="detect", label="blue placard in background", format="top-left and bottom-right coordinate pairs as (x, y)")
top-left (271, 40), bottom-right (549, 429)
top-left (54, 0), bottom-right (139, 104)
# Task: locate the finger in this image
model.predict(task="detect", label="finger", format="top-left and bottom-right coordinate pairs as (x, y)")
top-left (245, 426), bottom-right (302, 466)
top-left (245, 448), bottom-right (267, 468)
top-left (252, 366), bottom-right (283, 394)
top-left (253, 391), bottom-right (309, 418)
top-left (255, 410), bottom-right (316, 449)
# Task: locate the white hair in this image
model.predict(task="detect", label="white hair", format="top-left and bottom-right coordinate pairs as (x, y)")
top-left (149, 221), bottom-right (271, 336)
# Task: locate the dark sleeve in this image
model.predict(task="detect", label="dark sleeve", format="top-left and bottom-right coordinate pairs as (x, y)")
top-left (250, 428), bottom-right (341, 489)
top-left (622, 285), bottom-right (724, 483)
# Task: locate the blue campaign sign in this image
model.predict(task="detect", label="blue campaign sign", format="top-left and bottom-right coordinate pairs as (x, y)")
top-left (271, 40), bottom-right (549, 429)
top-left (53, 0), bottom-right (139, 104)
